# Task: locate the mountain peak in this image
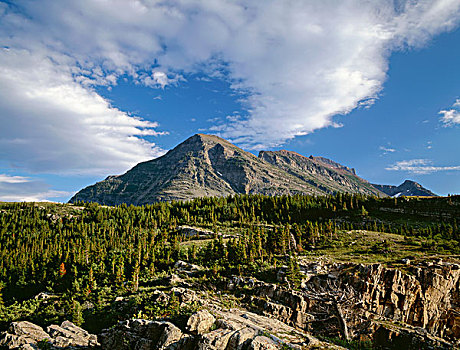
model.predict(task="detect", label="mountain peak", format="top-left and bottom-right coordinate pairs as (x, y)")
top-left (195, 133), bottom-right (225, 142)
top-left (402, 179), bottom-right (421, 187)
top-left (180, 133), bottom-right (240, 150)
top-left (372, 180), bottom-right (437, 197)
top-left (71, 134), bottom-right (338, 205)
top-left (70, 135), bottom-right (401, 205)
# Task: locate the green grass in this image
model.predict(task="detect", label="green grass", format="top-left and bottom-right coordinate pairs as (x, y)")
top-left (300, 230), bottom-right (460, 266)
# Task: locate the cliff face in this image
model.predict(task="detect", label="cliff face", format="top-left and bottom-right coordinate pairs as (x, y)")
top-left (70, 134), bottom-right (385, 205)
top-left (358, 263), bottom-right (459, 336)
top-left (230, 260), bottom-right (460, 347)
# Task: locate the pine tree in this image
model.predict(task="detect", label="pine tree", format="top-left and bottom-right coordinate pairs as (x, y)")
top-left (71, 299), bottom-right (84, 326)
top-left (285, 254), bottom-right (302, 289)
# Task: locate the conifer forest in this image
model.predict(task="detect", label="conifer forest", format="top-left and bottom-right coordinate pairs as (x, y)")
top-left (1, 194), bottom-right (459, 345)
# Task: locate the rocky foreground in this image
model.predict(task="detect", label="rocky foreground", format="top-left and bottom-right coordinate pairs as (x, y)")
top-left (0, 310), bottom-right (332, 349)
top-left (1, 258), bottom-right (459, 349)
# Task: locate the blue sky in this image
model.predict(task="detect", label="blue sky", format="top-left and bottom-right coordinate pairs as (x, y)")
top-left (0, 0), bottom-right (459, 201)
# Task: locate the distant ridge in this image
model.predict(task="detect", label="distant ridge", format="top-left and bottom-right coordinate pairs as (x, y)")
top-left (372, 180), bottom-right (437, 197)
top-left (70, 133), bottom-right (386, 205)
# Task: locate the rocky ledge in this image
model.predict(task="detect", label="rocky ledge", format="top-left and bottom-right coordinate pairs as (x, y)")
top-left (0, 320), bottom-right (98, 349)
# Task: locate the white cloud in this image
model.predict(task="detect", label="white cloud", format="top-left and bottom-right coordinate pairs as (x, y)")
top-left (142, 71), bottom-right (184, 89)
top-left (0, 0), bottom-right (459, 170)
top-left (0, 48), bottom-right (165, 175)
top-left (439, 99), bottom-right (460, 126)
top-left (386, 159), bottom-right (460, 174)
top-left (0, 190), bottom-right (71, 203)
top-left (0, 174), bottom-right (70, 202)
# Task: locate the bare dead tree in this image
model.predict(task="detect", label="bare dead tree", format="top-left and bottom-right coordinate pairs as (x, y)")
top-left (303, 278), bottom-right (357, 341)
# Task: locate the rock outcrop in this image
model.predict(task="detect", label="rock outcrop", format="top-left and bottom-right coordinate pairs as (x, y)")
top-left (3, 260), bottom-right (457, 349)
top-left (228, 260), bottom-right (460, 348)
top-left (0, 320), bottom-right (98, 349)
top-left (99, 319), bottom-right (189, 350)
top-left (98, 307), bottom-right (329, 350)
top-left (0, 321), bottom-right (50, 349)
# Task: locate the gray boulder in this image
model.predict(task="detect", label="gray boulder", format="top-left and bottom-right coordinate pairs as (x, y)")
top-left (8, 321), bottom-right (50, 342)
top-left (100, 319), bottom-right (191, 350)
top-left (186, 310), bottom-right (215, 334)
top-left (47, 321), bottom-right (98, 348)
top-left (0, 320), bottom-right (98, 349)
top-left (0, 321), bottom-right (50, 349)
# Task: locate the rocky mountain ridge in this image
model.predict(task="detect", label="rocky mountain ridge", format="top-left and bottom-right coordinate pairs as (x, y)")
top-left (259, 150), bottom-right (377, 195)
top-left (70, 134), bottom-right (385, 205)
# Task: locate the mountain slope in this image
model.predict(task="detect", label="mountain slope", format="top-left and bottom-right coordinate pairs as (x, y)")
top-left (372, 180), bottom-right (437, 197)
top-left (70, 134), bottom-right (387, 205)
top-left (70, 134), bottom-right (326, 205)
top-left (258, 150), bottom-right (384, 196)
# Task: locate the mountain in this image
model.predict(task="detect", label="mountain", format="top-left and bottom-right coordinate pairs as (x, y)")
top-left (372, 180), bottom-right (437, 197)
top-left (70, 134), bottom-right (385, 205)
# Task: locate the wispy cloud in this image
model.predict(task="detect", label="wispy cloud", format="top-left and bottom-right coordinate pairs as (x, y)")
top-left (439, 99), bottom-right (460, 126)
top-left (0, 174), bottom-right (31, 184)
top-left (379, 146), bottom-right (396, 154)
top-left (386, 159), bottom-right (460, 174)
top-left (0, 191), bottom-right (71, 203)
top-left (0, 174), bottom-right (71, 202)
